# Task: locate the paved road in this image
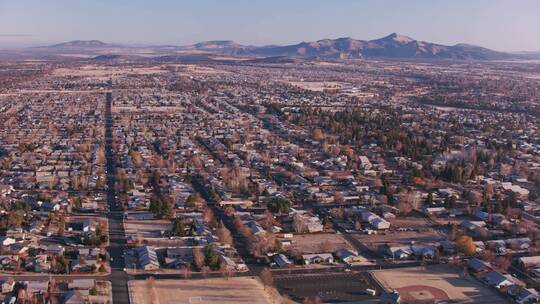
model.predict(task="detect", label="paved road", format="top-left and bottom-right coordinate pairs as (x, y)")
top-left (190, 175), bottom-right (264, 276)
top-left (105, 92), bottom-right (130, 304)
top-left (0, 93), bottom-right (131, 303)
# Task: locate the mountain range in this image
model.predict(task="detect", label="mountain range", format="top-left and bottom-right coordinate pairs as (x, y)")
top-left (187, 33), bottom-right (511, 60)
top-left (39, 33), bottom-right (524, 61)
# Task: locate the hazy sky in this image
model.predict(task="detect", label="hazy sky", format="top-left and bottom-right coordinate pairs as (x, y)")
top-left (0, 0), bottom-right (539, 51)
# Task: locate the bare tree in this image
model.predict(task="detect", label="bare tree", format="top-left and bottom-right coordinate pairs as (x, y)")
top-left (193, 247), bottom-right (205, 270)
top-left (71, 174), bottom-right (80, 191)
top-left (203, 208), bottom-right (215, 227)
top-left (334, 192), bottom-right (344, 204)
top-left (147, 276), bottom-right (158, 304)
top-left (219, 262), bottom-right (233, 279)
top-left (312, 128), bottom-right (324, 140)
top-left (180, 265), bottom-right (191, 279)
top-left (259, 267), bottom-right (274, 289)
top-left (495, 256), bottom-right (511, 272)
top-left (224, 206), bottom-right (235, 217)
top-left (216, 226), bottom-right (233, 245)
top-left (262, 210), bottom-right (274, 229)
top-left (397, 202), bottom-right (413, 215)
top-left (201, 266), bottom-right (211, 278)
top-left (303, 296), bottom-right (322, 304)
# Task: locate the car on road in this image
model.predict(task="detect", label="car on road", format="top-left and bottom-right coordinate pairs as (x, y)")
top-left (365, 288), bottom-right (376, 296)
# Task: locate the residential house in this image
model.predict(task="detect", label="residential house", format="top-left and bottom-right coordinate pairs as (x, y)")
top-left (246, 221), bottom-right (266, 236)
top-left (33, 254), bottom-right (51, 273)
top-left (1, 278), bottom-right (15, 294)
top-left (137, 246), bottom-right (159, 270)
top-left (508, 285), bottom-right (539, 304)
top-left (63, 290), bottom-right (86, 304)
top-left (70, 258), bottom-right (98, 273)
top-left (292, 213), bottom-right (324, 233)
top-left (383, 245), bottom-right (412, 260)
top-left (506, 238), bottom-right (532, 251)
top-left (361, 212), bottom-right (390, 230)
top-left (518, 256), bottom-right (540, 270)
top-left (302, 253), bottom-right (334, 265)
top-left (0, 237), bottom-right (16, 246)
top-left (467, 258), bottom-right (491, 273)
top-left (335, 249), bottom-right (366, 264)
top-left (484, 270), bottom-right (518, 289)
top-left (273, 254), bottom-right (293, 268)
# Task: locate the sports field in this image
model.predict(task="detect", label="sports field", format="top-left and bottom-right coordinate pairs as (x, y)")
top-left (372, 265), bottom-right (507, 303)
top-left (129, 277), bottom-right (274, 304)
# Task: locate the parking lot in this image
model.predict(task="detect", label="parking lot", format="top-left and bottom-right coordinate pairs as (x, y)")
top-left (274, 271), bottom-right (380, 302)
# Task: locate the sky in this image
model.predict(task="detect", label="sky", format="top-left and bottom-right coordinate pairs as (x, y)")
top-left (0, 0), bottom-right (539, 51)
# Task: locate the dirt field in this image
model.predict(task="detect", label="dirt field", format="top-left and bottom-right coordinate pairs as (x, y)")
top-left (128, 277), bottom-right (274, 304)
top-left (173, 64), bottom-right (230, 75)
top-left (389, 216), bottom-right (433, 229)
top-left (291, 233), bottom-right (353, 254)
top-left (52, 65), bottom-right (166, 79)
top-left (353, 229), bottom-right (446, 250)
top-left (113, 105), bottom-right (183, 113)
top-left (372, 265), bottom-right (507, 303)
top-left (124, 219), bottom-right (171, 239)
top-left (283, 81), bottom-right (349, 92)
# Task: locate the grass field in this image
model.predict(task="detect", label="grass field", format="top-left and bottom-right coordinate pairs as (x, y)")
top-left (128, 277), bottom-right (274, 304)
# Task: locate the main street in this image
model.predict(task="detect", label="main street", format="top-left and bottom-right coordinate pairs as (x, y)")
top-left (105, 92), bottom-right (130, 304)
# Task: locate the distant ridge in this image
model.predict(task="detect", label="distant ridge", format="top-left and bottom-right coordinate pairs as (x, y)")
top-left (180, 40), bottom-right (254, 55)
top-left (246, 56), bottom-right (308, 64)
top-left (92, 54), bottom-right (122, 61)
top-left (49, 40), bottom-right (110, 48)
top-left (192, 40), bottom-right (242, 49)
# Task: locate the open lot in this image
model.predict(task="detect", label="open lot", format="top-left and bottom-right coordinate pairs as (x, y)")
top-left (113, 105), bottom-right (184, 113)
top-left (283, 80), bottom-right (350, 92)
top-left (52, 64), bottom-right (166, 79)
top-left (372, 265), bottom-right (507, 303)
top-left (353, 229), bottom-right (447, 251)
top-left (291, 233), bottom-right (353, 254)
top-left (124, 219), bottom-right (171, 239)
top-left (128, 277), bottom-right (274, 304)
top-left (174, 64), bottom-right (230, 75)
top-left (274, 271), bottom-right (379, 302)
top-left (388, 215), bottom-right (433, 229)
